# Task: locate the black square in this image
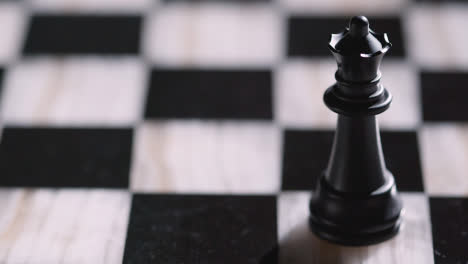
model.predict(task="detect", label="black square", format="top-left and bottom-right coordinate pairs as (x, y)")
top-left (281, 130), bottom-right (423, 192)
top-left (123, 194), bottom-right (278, 263)
top-left (287, 16), bottom-right (405, 58)
top-left (23, 15), bottom-right (141, 55)
top-left (144, 69), bottom-right (273, 120)
top-left (421, 71), bottom-right (468, 122)
top-left (281, 130), bottom-right (333, 191)
top-left (380, 131), bottom-right (424, 192)
top-left (0, 127), bottom-right (132, 188)
top-left (430, 197), bottom-right (468, 263)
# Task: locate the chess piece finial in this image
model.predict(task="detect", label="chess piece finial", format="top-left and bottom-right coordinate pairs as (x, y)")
top-left (309, 16), bottom-right (403, 246)
top-left (349, 16), bottom-right (369, 37)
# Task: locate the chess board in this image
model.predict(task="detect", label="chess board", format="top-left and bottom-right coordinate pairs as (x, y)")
top-left (0, 0), bottom-right (466, 263)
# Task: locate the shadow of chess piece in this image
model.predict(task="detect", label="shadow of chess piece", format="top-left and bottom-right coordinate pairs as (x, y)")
top-left (280, 219), bottom-right (366, 264)
top-left (308, 16), bottom-right (403, 246)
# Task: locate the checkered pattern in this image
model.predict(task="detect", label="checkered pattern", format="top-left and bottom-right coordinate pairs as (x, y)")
top-left (0, 0), bottom-right (467, 263)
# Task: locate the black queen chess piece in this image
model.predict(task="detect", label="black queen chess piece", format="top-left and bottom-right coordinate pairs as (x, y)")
top-left (309, 16), bottom-right (403, 246)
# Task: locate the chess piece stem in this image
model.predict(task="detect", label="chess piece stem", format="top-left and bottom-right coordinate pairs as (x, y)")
top-left (326, 115), bottom-right (389, 193)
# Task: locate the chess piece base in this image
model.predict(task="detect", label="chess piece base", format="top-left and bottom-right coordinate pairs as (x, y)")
top-left (309, 175), bottom-right (403, 246)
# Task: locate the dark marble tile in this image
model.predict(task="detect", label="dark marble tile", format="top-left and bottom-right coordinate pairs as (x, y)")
top-left (281, 129), bottom-right (424, 192)
top-left (430, 197), bottom-right (468, 263)
top-left (380, 131), bottom-right (424, 192)
top-left (0, 127), bottom-right (132, 187)
top-left (281, 130), bottom-right (333, 191)
top-left (287, 16), bottom-right (405, 58)
top-left (144, 69), bottom-right (273, 120)
top-left (123, 194), bottom-right (278, 264)
top-left (421, 71), bottom-right (468, 122)
top-left (23, 15), bottom-right (142, 55)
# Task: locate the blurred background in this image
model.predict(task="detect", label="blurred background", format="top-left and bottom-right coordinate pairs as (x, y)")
top-left (0, 0), bottom-right (466, 262)
top-left (0, 0), bottom-right (464, 191)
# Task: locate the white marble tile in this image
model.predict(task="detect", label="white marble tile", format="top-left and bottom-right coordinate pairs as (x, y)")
top-left (144, 4), bottom-right (281, 67)
top-left (275, 60), bottom-right (337, 129)
top-left (0, 189), bottom-right (130, 263)
top-left (1, 58), bottom-right (146, 126)
top-left (279, 0), bottom-right (408, 14)
top-left (278, 191), bottom-right (434, 264)
top-left (407, 5), bottom-right (468, 70)
top-left (420, 124), bottom-right (468, 195)
top-left (276, 60), bottom-right (419, 129)
top-left (379, 61), bottom-right (421, 129)
top-left (131, 121), bottom-right (281, 193)
top-left (0, 3), bottom-right (26, 64)
top-left (30, 0), bottom-right (152, 12)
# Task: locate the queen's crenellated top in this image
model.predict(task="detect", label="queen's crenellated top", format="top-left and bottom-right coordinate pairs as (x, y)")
top-left (324, 16), bottom-right (393, 116)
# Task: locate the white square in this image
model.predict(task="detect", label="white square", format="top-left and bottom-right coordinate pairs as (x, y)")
top-left (420, 124), bottom-right (468, 195)
top-left (144, 4), bottom-right (281, 67)
top-left (275, 60), bottom-right (418, 129)
top-left (0, 189), bottom-right (130, 263)
top-left (407, 5), bottom-right (468, 69)
top-left (130, 121), bottom-right (281, 193)
top-left (379, 61), bottom-right (421, 129)
top-left (1, 58), bottom-right (146, 126)
top-left (0, 3), bottom-right (25, 64)
top-left (30, 0), bottom-right (152, 13)
top-left (278, 192), bottom-right (434, 264)
top-left (275, 60), bottom-right (337, 129)
top-left (279, 0), bottom-right (408, 15)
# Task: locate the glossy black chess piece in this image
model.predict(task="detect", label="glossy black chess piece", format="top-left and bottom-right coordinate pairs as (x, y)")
top-left (309, 16), bottom-right (403, 246)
